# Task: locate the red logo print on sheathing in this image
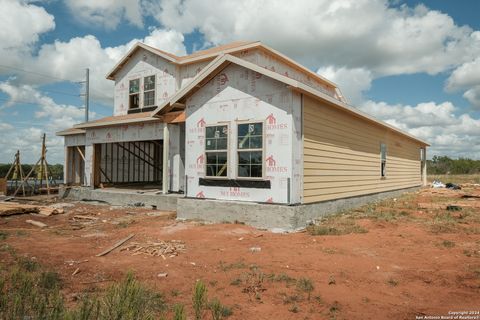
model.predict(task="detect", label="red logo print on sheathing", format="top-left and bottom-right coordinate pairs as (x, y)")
top-left (265, 155), bottom-right (276, 167)
top-left (196, 154), bottom-right (205, 165)
top-left (196, 191), bottom-right (205, 198)
top-left (266, 113), bottom-right (276, 125)
top-left (197, 118), bottom-right (206, 128)
top-left (266, 197), bottom-right (273, 203)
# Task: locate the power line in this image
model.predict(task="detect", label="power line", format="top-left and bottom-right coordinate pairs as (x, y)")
top-left (0, 64), bottom-right (81, 83)
top-left (0, 97), bottom-right (84, 109)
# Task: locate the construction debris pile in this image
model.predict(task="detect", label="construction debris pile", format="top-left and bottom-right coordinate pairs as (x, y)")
top-left (0, 201), bottom-right (64, 217)
top-left (120, 240), bottom-right (186, 258)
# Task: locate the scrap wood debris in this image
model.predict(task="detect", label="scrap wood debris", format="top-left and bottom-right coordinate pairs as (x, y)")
top-left (120, 240), bottom-right (186, 258)
top-left (0, 201), bottom-right (64, 217)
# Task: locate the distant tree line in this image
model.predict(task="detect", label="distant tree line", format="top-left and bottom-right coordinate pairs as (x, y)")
top-left (428, 156), bottom-right (480, 175)
top-left (0, 163), bottom-right (63, 180)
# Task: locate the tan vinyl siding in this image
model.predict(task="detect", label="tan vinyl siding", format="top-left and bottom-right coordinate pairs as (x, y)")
top-left (303, 95), bottom-right (423, 203)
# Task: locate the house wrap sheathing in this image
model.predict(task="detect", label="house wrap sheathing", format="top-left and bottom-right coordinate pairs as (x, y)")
top-left (58, 41), bottom-right (429, 226)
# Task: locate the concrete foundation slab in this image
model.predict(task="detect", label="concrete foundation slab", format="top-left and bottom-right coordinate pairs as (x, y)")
top-left (59, 186), bottom-right (180, 211)
top-left (177, 186), bottom-right (421, 231)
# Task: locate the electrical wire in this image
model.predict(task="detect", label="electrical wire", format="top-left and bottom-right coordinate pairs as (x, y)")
top-left (0, 64), bottom-right (81, 83)
top-left (0, 97), bottom-right (84, 108)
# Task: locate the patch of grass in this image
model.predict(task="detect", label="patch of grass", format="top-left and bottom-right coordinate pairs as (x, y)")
top-left (387, 278), bottom-right (399, 286)
top-left (15, 230), bottom-right (27, 237)
top-left (39, 271), bottom-right (62, 290)
top-left (18, 257), bottom-right (40, 272)
top-left (101, 272), bottom-right (166, 319)
top-left (296, 277), bottom-right (314, 300)
top-left (193, 280), bottom-right (208, 320)
top-left (170, 289), bottom-right (180, 297)
top-left (441, 240), bottom-right (455, 248)
top-left (307, 217), bottom-right (367, 236)
top-left (173, 304), bottom-right (186, 320)
top-left (273, 273), bottom-right (296, 285)
top-left (230, 278), bottom-right (242, 286)
top-left (463, 249), bottom-right (480, 258)
top-left (282, 293), bottom-right (302, 304)
top-left (208, 297), bottom-right (233, 320)
top-left (238, 267), bottom-right (267, 301)
top-left (0, 231), bottom-right (8, 240)
top-left (329, 301), bottom-right (341, 318)
top-left (219, 260), bottom-right (247, 272)
top-left (288, 304), bottom-right (299, 313)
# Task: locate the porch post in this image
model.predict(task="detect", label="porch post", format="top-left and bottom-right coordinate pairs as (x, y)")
top-left (163, 125), bottom-right (170, 194)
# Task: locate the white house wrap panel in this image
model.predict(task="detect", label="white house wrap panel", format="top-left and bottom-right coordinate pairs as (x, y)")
top-left (185, 63), bottom-right (302, 204)
top-left (114, 50), bottom-right (177, 115)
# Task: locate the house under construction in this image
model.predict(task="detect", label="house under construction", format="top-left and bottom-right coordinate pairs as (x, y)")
top-left (57, 41), bottom-right (429, 230)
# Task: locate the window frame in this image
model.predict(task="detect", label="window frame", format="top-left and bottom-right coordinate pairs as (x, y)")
top-left (235, 120), bottom-right (265, 180)
top-left (204, 123), bottom-right (230, 179)
top-left (128, 78), bottom-right (140, 109)
top-left (380, 142), bottom-right (387, 178)
top-left (143, 75), bottom-right (156, 107)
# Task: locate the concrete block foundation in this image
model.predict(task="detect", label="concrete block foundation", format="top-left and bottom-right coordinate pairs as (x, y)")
top-left (59, 186), bottom-right (179, 211)
top-left (177, 186), bottom-right (421, 231)
top-left (60, 185), bottom-right (421, 231)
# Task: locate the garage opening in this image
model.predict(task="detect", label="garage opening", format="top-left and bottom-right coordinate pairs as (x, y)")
top-left (66, 146), bottom-right (85, 186)
top-left (93, 140), bottom-right (163, 188)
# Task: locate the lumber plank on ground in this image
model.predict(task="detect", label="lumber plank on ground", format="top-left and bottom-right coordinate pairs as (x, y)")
top-left (26, 219), bottom-right (47, 228)
top-left (96, 234), bottom-right (135, 257)
top-left (0, 202), bottom-right (39, 216)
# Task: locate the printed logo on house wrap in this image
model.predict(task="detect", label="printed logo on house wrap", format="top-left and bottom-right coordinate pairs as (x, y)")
top-left (220, 187), bottom-right (250, 198)
top-left (189, 154), bottom-right (205, 174)
top-left (189, 118), bottom-right (206, 135)
top-left (196, 191), bottom-right (205, 198)
top-left (265, 155), bottom-right (287, 173)
top-left (266, 113), bottom-right (287, 130)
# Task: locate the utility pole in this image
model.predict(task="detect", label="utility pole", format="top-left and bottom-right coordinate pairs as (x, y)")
top-left (85, 68), bottom-right (89, 122)
top-left (80, 68), bottom-right (90, 122)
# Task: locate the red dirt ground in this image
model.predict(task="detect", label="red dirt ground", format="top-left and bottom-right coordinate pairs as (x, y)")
top-left (1, 186), bottom-right (479, 319)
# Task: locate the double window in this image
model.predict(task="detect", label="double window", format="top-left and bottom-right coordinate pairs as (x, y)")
top-left (129, 75), bottom-right (156, 110)
top-left (204, 122), bottom-right (264, 179)
top-left (380, 143), bottom-right (387, 178)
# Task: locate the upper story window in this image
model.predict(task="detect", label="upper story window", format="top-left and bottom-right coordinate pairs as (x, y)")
top-left (237, 122), bottom-right (263, 178)
top-left (205, 125), bottom-right (228, 177)
top-left (129, 79), bottom-right (140, 109)
top-left (380, 143), bottom-right (387, 178)
top-left (143, 75), bottom-right (155, 107)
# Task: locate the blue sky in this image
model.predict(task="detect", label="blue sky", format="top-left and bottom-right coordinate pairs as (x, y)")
top-left (0, 0), bottom-right (479, 163)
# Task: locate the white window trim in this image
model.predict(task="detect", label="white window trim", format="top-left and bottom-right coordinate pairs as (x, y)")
top-left (204, 122), bottom-right (230, 179)
top-left (235, 120), bottom-right (265, 180)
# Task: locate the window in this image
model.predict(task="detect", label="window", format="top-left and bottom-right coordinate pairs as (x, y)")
top-left (380, 143), bottom-right (387, 178)
top-left (205, 125), bottom-right (228, 177)
top-left (237, 123), bottom-right (263, 178)
top-left (129, 79), bottom-right (139, 109)
top-left (143, 75), bottom-right (155, 106)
